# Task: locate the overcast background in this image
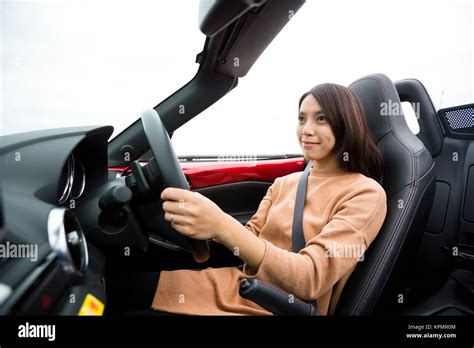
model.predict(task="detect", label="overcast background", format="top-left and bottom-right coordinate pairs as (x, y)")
top-left (1, 0), bottom-right (473, 155)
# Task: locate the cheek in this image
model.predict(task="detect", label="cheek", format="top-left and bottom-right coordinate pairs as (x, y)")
top-left (329, 133), bottom-right (336, 146)
top-left (323, 128), bottom-right (336, 148)
top-left (296, 125), bottom-right (302, 138)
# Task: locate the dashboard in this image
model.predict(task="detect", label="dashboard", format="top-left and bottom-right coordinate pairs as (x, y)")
top-left (0, 125), bottom-right (148, 315)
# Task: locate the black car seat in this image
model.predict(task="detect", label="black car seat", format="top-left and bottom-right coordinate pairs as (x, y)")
top-left (334, 73), bottom-right (436, 315)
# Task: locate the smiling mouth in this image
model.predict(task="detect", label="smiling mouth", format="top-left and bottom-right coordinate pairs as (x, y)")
top-left (302, 141), bottom-right (320, 145)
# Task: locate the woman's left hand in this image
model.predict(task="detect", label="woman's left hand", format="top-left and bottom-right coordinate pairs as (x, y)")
top-left (161, 187), bottom-right (227, 240)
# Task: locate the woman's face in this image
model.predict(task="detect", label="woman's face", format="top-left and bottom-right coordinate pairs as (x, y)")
top-left (297, 94), bottom-right (337, 162)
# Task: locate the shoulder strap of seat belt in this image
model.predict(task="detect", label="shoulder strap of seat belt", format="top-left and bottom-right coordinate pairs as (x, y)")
top-left (292, 160), bottom-right (312, 253)
top-left (291, 160), bottom-right (320, 314)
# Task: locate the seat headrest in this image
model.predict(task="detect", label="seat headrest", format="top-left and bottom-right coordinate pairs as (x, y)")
top-left (349, 73), bottom-right (414, 143)
top-left (349, 73), bottom-right (433, 194)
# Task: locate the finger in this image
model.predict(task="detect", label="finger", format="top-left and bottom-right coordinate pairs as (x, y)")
top-left (161, 187), bottom-right (193, 202)
top-left (160, 187), bottom-right (180, 201)
top-left (162, 201), bottom-right (185, 214)
top-left (164, 213), bottom-right (183, 225)
top-left (164, 212), bottom-right (191, 226)
top-left (164, 212), bottom-right (177, 223)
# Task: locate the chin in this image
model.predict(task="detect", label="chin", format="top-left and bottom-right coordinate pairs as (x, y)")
top-left (302, 151), bottom-right (323, 161)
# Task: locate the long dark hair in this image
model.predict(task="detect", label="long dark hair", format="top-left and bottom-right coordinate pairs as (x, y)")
top-left (299, 83), bottom-right (383, 182)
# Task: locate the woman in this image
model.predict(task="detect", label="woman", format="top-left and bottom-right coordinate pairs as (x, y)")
top-left (152, 83), bottom-right (387, 315)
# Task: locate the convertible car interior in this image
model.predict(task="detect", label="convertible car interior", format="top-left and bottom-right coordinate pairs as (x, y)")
top-left (0, 0), bottom-right (473, 317)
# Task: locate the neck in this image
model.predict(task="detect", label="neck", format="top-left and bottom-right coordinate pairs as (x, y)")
top-left (310, 156), bottom-right (342, 174)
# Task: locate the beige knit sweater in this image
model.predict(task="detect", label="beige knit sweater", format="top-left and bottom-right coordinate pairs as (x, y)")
top-left (151, 166), bottom-right (387, 315)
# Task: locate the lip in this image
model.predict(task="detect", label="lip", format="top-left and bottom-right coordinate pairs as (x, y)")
top-left (302, 141), bottom-right (320, 148)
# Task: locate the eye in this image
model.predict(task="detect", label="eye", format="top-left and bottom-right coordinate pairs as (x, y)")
top-left (317, 115), bottom-right (327, 123)
top-left (298, 116), bottom-right (305, 123)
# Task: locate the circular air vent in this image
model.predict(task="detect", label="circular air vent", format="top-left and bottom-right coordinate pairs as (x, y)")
top-left (47, 208), bottom-right (89, 276)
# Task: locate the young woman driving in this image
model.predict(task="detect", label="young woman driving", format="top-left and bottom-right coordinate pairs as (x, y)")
top-left (151, 83), bottom-right (387, 315)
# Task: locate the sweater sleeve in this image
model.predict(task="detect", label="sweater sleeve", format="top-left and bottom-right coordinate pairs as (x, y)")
top-left (243, 180), bottom-right (387, 301)
top-left (243, 180), bottom-right (276, 237)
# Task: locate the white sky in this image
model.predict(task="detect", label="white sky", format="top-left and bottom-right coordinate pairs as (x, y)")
top-left (1, 0), bottom-right (473, 156)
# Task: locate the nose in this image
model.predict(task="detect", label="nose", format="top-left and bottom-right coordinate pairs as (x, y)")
top-left (302, 119), bottom-right (316, 136)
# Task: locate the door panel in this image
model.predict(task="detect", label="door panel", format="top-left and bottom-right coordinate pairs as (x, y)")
top-left (187, 157), bottom-right (304, 225)
top-left (413, 103), bottom-right (474, 298)
top-left (194, 181), bottom-right (272, 224)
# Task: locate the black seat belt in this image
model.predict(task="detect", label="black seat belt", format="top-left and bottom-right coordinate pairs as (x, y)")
top-left (292, 160), bottom-right (312, 253)
top-left (291, 160), bottom-right (320, 314)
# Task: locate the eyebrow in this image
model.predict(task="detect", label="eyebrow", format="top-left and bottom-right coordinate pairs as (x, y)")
top-left (298, 111), bottom-right (326, 116)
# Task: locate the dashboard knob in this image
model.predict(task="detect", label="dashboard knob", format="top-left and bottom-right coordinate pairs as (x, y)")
top-left (99, 186), bottom-right (132, 211)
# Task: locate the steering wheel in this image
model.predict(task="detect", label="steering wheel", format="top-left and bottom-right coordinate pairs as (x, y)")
top-left (140, 109), bottom-right (210, 263)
